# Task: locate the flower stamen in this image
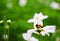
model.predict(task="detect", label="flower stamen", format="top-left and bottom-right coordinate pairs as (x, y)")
top-left (35, 17), bottom-right (40, 20)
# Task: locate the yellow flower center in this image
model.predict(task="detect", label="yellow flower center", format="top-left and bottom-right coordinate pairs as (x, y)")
top-left (35, 17), bottom-right (40, 20)
top-left (41, 30), bottom-right (45, 32)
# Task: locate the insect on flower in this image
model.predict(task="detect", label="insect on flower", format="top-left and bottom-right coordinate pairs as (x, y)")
top-left (22, 12), bottom-right (56, 41)
top-left (40, 25), bottom-right (56, 36)
top-left (28, 12), bottom-right (48, 29)
top-left (36, 24), bottom-right (43, 29)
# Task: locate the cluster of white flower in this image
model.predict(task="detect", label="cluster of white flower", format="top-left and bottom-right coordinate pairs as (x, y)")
top-left (22, 12), bottom-right (56, 41)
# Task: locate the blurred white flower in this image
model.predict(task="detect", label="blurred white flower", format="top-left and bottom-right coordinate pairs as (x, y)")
top-left (22, 33), bottom-right (38, 41)
top-left (40, 25), bottom-right (56, 36)
top-left (22, 25), bottom-right (56, 41)
top-left (0, 20), bottom-right (4, 23)
top-left (7, 20), bottom-right (11, 23)
top-left (22, 33), bottom-right (31, 40)
top-left (28, 12), bottom-right (48, 23)
top-left (22, 25), bottom-right (56, 40)
top-left (29, 37), bottom-right (38, 41)
top-left (27, 29), bottom-right (39, 34)
top-left (22, 29), bottom-right (38, 40)
top-left (19, 0), bottom-right (27, 7)
top-left (3, 34), bottom-right (8, 39)
top-left (22, 12), bottom-right (56, 40)
top-left (28, 12), bottom-right (48, 29)
top-left (50, 2), bottom-right (60, 9)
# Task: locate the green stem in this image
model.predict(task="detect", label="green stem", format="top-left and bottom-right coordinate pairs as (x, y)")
top-left (7, 25), bottom-right (10, 41)
top-left (4, 24), bottom-right (10, 41)
top-left (4, 27), bottom-right (6, 41)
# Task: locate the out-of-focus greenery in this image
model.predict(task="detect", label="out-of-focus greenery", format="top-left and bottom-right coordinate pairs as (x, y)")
top-left (0, 0), bottom-right (60, 41)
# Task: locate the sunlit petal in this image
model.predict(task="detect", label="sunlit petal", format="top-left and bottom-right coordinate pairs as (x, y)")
top-left (43, 25), bottom-right (56, 33)
top-left (29, 37), bottom-right (38, 41)
top-left (28, 19), bottom-right (34, 23)
top-left (22, 33), bottom-right (31, 40)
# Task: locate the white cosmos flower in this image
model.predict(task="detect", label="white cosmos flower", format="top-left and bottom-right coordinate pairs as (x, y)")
top-left (29, 37), bottom-right (38, 41)
top-left (27, 29), bottom-right (39, 34)
top-left (28, 12), bottom-right (48, 29)
top-left (22, 25), bottom-right (56, 41)
top-left (28, 12), bottom-right (48, 23)
top-left (27, 25), bottom-right (56, 36)
top-left (23, 12), bottom-right (56, 40)
top-left (22, 33), bottom-right (31, 40)
top-left (22, 29), bottom-right (39, 40)
top-left (22, 33), bottom-right (38, 41)
top-left (34, 12), bottom-right (48, 21)
top-left (40, 25), bottom-right (56, 36)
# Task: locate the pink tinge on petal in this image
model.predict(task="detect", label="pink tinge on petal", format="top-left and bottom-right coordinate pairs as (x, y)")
top-left (29, 37), bottom-right (38, 41)
top-left (22, 33), bottom-right (31, 40)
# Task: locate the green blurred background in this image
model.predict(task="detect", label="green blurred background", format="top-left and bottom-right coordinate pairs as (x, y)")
top-left (0, 0), bottom-right (60, 41)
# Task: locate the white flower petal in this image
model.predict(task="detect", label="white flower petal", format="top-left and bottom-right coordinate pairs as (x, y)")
top-left (29, 37), bottom-right (38, 41)
top-left (43, 16), bottom-right (48, 20)
top-left (33, 12), bottom-right (48, 21)
top-left (28, 19), bottom-right (34, 23)
top-left (34, 13), bottom-right (40, 19)
top-left (27, 29), bottom-right (39, 34)
top-left (40, 30), bottom-right (50, 36)
top-left (22, 29), bottom-right (39, 41)
top-left (40, 31), bottom-right (46, 36)
top-left (34, 21), bottom-right (43, 26)
top-left (46, 33), bottom-right (50, 36)
top-left (40, 25), bottom-right (56, 36)
top-left (22, 33), bottom-right (31, 40)
top-left (43, 25), bottom-right (56, 33)
top-left (27, 29), bottom-right (37, 34)
top-left (33, 31), bottom-right (39, 34)
top-left (39, 12), bottom-right (48, 20)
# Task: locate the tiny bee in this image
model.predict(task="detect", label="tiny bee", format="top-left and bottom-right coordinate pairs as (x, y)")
top-left (36, 24), bottom-right (43, 29)
top-left (35, 24), bottom-right (43, 33)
